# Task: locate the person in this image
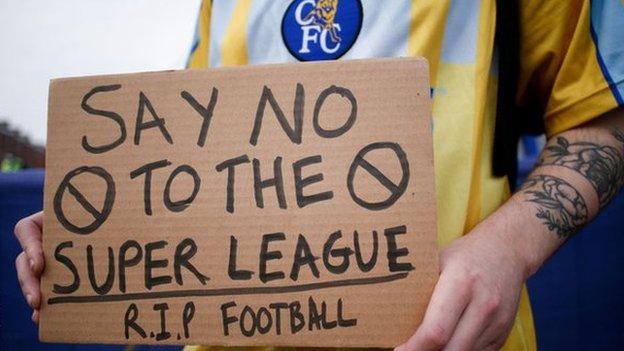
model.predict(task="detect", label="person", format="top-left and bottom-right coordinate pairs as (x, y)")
top-left (14, 1), bottom-right (624, 350)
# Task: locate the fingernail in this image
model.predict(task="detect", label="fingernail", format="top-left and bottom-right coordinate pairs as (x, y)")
top-left (32, 310), bottom-right (39, 324)
top-left (26, 294), bottom-right (33, 308)
top-left (29, 259), bottom-right (35, 270)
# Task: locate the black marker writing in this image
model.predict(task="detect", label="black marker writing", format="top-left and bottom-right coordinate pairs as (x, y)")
top-left (293, 155), bottom-right (334, 208)
top-left (124, 303), bottom-right (147, 339)
top-left (134, 92), bottom-right (173, 146)
top-left (163, 165), bottom-right (201, 212)
top-left (313, 85), bottom-right (357, 138)
top-left (81, 84), bottom-right (126, 154)
top-left (253, 157), bottom-right (287, 209)
top-left (215, 155), bottom-right (250, 213)
top-left (228, 236), bottom-right (253, 280)
top-left (53, 166), bottom-right (115, 235)
top-left (250, 84), bottom-right (304, 146)
top-left (130, 159), bottom-right (172, 216)
top-left (52, 241), bottom-right (80, 294)
top-left (180, 88), bottom-right (219, 147)
top-left (259, 232), bottom-right (286, 283)
top-left (347, 142), bottom-right (410, 210)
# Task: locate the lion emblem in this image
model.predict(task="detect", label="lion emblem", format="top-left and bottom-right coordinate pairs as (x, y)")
top-left (303, 0), bottom-right (341, 43)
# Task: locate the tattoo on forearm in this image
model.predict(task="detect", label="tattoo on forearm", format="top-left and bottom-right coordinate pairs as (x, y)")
top-left (521, 175), bottom-right (588, 238)
top-left (521, 127), bottom-right (624, 238)
top-left (537, 128), bottom-right (624, 207)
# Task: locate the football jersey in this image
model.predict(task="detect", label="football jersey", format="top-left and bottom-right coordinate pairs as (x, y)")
top-left (185, 1), bottom-right (624, 350)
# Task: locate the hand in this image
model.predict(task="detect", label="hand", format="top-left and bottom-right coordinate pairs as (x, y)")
top-left (396, 219), bottom-right (530, 351)
top-left (14, 211), bottom-right (45, 324)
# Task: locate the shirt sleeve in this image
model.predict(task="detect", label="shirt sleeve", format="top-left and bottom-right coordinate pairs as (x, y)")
top-left (516, 0), bottom-right (624, 137)
top-left (187, 0), bottom-right (212, 69)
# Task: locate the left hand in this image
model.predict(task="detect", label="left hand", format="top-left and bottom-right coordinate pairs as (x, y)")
top-left (395, 220), bottom-right (530, 351)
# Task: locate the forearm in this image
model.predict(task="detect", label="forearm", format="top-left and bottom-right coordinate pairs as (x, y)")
top-left (474, 107), bottom-right (624, 278)
top-left (398, 109), bottom-right (624, 351)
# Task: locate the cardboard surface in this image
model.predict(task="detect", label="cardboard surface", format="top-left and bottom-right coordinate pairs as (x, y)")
top-left (40, 58), bottom-right (438, 347)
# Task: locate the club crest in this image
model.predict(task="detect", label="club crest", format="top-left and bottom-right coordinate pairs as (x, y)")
top-left (282, 0), bottom-right (363, 61)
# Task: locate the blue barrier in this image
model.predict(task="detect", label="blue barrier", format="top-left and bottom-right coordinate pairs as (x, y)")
top-left (1, 168), bottom-right (623, 350)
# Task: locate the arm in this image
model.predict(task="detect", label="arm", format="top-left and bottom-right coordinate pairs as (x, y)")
top-left (397, 107), bottom-right (624, 351)
top-left (507, 107), bottom-right (623, 275)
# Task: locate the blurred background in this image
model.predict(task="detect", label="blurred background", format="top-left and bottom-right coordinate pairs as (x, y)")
top-left (1, 1), bottom-right (623, 350)
top-left (0, 0), bottom-right (200, 157)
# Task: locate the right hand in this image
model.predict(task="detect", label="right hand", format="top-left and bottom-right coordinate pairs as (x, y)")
top-left (14, 211), bottom-right (45, 324)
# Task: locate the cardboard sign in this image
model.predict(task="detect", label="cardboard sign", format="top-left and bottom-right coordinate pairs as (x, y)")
top-left (40, 58), bottom-right (438, 347)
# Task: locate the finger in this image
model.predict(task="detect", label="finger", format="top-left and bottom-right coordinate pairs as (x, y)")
top-left (481, 338), bottom-right (505, 351)
top-left (14, 212), bottom-right (44, 275)
top-left (32, 310), bottom-right (40, 325)
top-left (396, 269), bottom-right (472, 351)
top-left (443, 294), bottom-right (500, 351)
top-left (16, 252), bottom-right (41, 309)
top-left (481, 345), bottom-right (498, 351)
top-left (472, 316), bottom-right (513, 351)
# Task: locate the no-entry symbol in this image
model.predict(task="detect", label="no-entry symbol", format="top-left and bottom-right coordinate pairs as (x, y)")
top-left (53, 166), bottom-right (116, 235)
top-left (347, 142), bottom-right (410, 210)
